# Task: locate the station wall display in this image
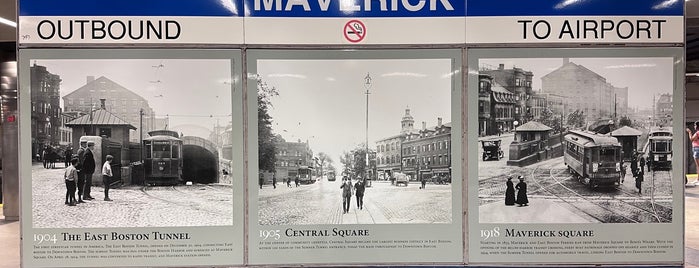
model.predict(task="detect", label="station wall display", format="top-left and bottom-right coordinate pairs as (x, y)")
top-left (14, 0), bottom-right (685, 267)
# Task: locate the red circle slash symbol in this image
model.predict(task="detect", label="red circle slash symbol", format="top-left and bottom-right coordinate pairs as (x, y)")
top-left (344, 20), bottom-right (366, 43)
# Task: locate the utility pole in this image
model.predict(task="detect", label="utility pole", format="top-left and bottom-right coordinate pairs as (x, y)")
top-left (364, 73), bottom-right (372, 182)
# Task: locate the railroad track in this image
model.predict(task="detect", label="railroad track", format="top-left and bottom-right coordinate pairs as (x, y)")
top-left (141, 185), bottom-right (229, 217)
top-left (539, 165), bottom-right (672, 223)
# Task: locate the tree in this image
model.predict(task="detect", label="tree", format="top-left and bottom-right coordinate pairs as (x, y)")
top-left (257, 76), bottom-right (279, 173)
top-left (316, 152), bottom-right (333, 179)
top-left (339, 143), bottom-right (376, 179)
top-left (567, 109), bottom-right (586, 129)
top-left (539, 108), bottom-right (561, 133)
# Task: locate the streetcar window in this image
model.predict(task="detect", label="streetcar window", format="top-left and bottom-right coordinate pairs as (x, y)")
top-left (152, 142), bottom-right (171, 158)
top-left (144, 141), bottom-right (152, 158)
top-left (172, 144), bottom-right (179, 158)
top-left (599, 148), bottom-right (617, 161)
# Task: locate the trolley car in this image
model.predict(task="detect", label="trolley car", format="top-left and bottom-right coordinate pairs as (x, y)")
top-left (564, 130), bottom-right (622, 188)
top-left (143, 130), bottom-right (183, 185)
top-left (648, 127), bottom-right (672, 170)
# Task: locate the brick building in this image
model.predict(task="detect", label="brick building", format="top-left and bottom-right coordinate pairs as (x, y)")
top-left (62, 76), bottom-right (159, 142)
top-left (30, 63), bottom-right (62, 156)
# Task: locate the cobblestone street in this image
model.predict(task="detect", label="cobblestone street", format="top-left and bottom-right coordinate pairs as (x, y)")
top-left (31, 163), bottom-right (234, 228)
top-left (257, 180), bottom-right (452, 225)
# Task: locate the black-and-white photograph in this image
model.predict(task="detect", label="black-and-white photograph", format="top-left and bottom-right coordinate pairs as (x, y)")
top-left (476, 56), bottom-right (674, 223)
top-left (254, 58), bottom-right (454, 225)
top-left (30, 57), bottom-right (235, 228)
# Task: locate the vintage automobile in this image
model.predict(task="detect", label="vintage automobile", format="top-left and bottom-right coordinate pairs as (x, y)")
top-left (394, 172), bottom-right (409, 186)
top-left (481, 139), bottom-right (504, 161)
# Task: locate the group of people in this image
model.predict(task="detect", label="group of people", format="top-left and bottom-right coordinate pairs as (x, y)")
top-left (504, 176), bottom-right (528, 206)
top-left (259, 175), bottom-right (302, 189)
top-left (340, 177), bottom-right (366, 214)
top-left (629, 154), bottom-right (648, 194)
top-left (63, 140), bottom-right (114, 206)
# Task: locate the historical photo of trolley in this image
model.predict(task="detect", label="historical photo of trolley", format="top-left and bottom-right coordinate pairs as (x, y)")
top-left (476, 56), bottom-right (675, 224)
top-left (255, 58), bottom-right (454, 225)
top-left (29, 58), bottom-right (235, 228)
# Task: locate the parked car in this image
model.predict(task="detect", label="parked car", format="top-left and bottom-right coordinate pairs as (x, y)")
top-left (394, 172), bottom-right (409, 186)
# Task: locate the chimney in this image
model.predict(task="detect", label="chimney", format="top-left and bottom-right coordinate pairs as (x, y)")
top-left (87, 76), bottom-right (95, 84)
top-left (498, 64), bottom-right (504, 70)
top-left (99, 98), bottom-right (106, 109)
top-left (563, 58), bottom-right (569, 65)
top-left (422, 121), bottom-right (426, 130)
top-left (438, 117), bottom-right (443, 126)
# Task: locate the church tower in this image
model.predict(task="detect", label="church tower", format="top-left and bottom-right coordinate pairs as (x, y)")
top-left (401, 107), bottom-right (415, 134)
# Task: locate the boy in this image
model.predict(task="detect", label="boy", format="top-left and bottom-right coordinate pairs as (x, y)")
top-left (102, 155), bottom-right (114, 201)
top-left (64, 158), bottom-right (78, 206)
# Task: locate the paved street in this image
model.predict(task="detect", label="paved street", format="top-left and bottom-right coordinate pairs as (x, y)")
top-left (258, 180), bottom-right (452, 225)
top-left (31, 163), bottom-right (234, 228)
top-left (479, 154), bottom-right (674, 223)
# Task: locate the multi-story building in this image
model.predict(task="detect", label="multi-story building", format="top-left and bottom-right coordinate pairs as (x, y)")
top-left (541, 59), bottom-right (628, 121)
top-left (615, 86), bottom-right (629, 117)
top-left (655, 93), bottom-right (673, 127)
top-left (62, 76), bottom-right (158, 142)
top-left (481, 63), bottom-right (534, 124)
top-left (401, 119), bottom-right (451, 181)
top-left (30, 63), bottom-right (62, 156)
top-left (376, 108), bottom-right (415, 179)
top-left (478, 73), bottom-right (517, 135)
top-left (273, 136), bottom-right (313, 181)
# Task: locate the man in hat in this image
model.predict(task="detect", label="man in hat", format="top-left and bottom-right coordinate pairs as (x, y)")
top-left (75, 140), bottom-right (88, 203)
top-left (81, 141), bottom-right (96, 200)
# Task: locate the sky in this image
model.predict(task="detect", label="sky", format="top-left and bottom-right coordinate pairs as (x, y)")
top-left (478, 57), bottom-right (674, 110)
top-left (257, 59), bottom-right (454, 170)
top-left (35, 59), bottom-right (233, 137)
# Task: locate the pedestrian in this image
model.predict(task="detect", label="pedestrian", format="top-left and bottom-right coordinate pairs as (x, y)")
top-left (354, 178), bottom-right (366, 210)
top-left (272, 175), bottom-right (277, 189)
top-left (82, 141), bottom-right (96, 200)
top-left (620, 163), bottom-right (626, 183)
top-left (286, 177), bottom-right (291, 187)
top-left (102, 155), bottom-right (113, 201)
top-left (258, 173), bottom-right (264, 189)
top-left (64, 146), bottom-right (72, 168)
top-left (646, 158), bottom-right (652, 172)
top-left (515, 176), bottom-right (528, 206)
top-left (688, 122), bottom-right (699, 181)
top-left (639, 156), bottom-right (646, 173)
top-left (630, 154), bottom-right (638, 177)
top-left (64, 158), bottom-right (79, 206)
top-left (75, 140), bottom-right (87, 203)
top-left (420, 176), bottom-right (427, 189)
top-left (505, 176), bottom-right (515, 206)
top-left (340, 177), bottom-right (353, 213)
top-left (635, 168), bottom-right (644, 194)
top-left (295, 176), bottom-right (300, 187)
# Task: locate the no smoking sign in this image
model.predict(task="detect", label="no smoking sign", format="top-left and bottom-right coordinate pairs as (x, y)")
top-left (344, 20), bottom-right (366, 43)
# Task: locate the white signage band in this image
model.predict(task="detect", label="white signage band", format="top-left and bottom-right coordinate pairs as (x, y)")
top-left (19, 16), bottom-right (244, 44)
top-left (466, 16), bottom-right (684, 44)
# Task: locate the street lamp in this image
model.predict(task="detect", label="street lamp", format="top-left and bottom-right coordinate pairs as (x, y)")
top-left (364, 73), bottom-right (372, 182)
top-left (513, 120), bottom-right (519, 142)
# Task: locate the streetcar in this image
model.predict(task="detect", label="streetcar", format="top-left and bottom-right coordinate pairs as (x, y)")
top-left (326, 171), bottom-right (336, 181)
top-left (297, 166), bottom-right (315, 184)
top-left (143, 130), bottom-right (183, 185)
top-left (648, 127), bottom-right (672, 170)
top-left (564, 130), bottom-right (623, 188)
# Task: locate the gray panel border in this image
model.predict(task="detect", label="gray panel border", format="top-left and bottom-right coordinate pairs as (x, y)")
top-left (17, 49), bottom-right (245, 267)
top-left (245, 49), bottom-right (465, 265)
top-left (466, 47), bottom-right (685, 265)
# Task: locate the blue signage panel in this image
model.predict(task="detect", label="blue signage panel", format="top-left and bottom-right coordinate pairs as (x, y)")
top-left (467, 0), bottom-right (683, 16)
top-left (19, 0), bottom-right (243, 16)
top-left (243, 0), bottom-right (465, 17)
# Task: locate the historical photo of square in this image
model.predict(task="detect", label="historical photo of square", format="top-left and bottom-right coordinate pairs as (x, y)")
top-left (476, 57), bottom-right (674, 223)
top-left (30, 58), bottom-right (235, 228)
top-left (255, 58), bottom-right (454, 225)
